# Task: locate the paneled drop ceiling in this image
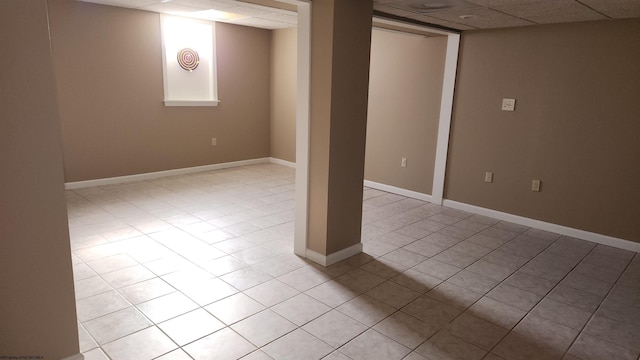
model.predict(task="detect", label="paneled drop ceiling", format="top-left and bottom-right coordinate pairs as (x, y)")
top-left (80, 0), bottom-right (299, 29)
top-left (80, 0), bottom-right (640, 31)
top-left (375, 0), bottom-right (640, 30)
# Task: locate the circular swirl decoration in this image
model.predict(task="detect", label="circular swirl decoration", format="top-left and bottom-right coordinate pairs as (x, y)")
top-left (177, 48), bottom-right (200, 72)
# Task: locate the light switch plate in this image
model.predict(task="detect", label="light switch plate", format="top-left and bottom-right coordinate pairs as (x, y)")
top-left (502, 98), bottom-right (516, 111)
top-left (532, 179), bottom-right (541, 192)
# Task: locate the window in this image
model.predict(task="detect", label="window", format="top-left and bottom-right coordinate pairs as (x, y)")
top-left (160, 15), bottom-right (219, 106)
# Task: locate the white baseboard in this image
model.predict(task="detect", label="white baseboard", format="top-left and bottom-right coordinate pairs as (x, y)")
top-left (443, 200), bottom-right (640, 253)
top-left (306, 243), bottom-right (363, 266)
top-left (62, 353), bottom-right (84, 360)
top-left (65, 158), bottom-right (272, 189)
top-left (269, 157), bottom-right (296, 168)
top-left (364, 180), bottom-right (433, 203)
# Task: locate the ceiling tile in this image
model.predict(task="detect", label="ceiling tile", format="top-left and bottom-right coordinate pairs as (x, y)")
top-left (466, 0), bottom-right (546, 6)
top-left (494, 0), bottom-right (607, 24)
top-left (578, 0), bottom-right (640, 18)
top-left (257, 12), bottom-right (297, 25)
top-left (374, 4), bottom-right (421, 18)
top-left (81, 0), bottom-right (158, 9)
top-left (171, 0), bottom-right (238, 11)
top-left (406, 13), bottom-right (479, 29)
top-left (428, 7), bottom-right (534, 28)
top-left (141, 2), bottom-right (202, 14)
top-left (228, 17), bottom-right (292, 29)
top-left (219, 4), bottom-right (273, 17)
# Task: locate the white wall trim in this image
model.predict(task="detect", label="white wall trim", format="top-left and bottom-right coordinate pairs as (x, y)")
top-left (163, 100), bottom-right (219, 107)
top-left (62, 353), bottom-right (84, 360)
top-left (306, 243), bottom-right (363, 266)
top-left (364, 180), bottom-right (433, 203)
top-left (269, 157), bottom-right (296, 168)
top-left (432, 33), bottom-right (460, 205)
top-left (444, 200), bottom-right (640, 253)
top-left (65, 158), bottom-right (271, 189)
top-left (293, 1), bottom-right (312, 258)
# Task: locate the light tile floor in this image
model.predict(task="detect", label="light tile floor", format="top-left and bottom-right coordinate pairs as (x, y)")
top-left (67, 164), bottom-right (640, 360)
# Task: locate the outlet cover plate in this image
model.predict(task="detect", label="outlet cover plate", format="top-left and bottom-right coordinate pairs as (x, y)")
top-left (502, 98), bottom-right (516, 111)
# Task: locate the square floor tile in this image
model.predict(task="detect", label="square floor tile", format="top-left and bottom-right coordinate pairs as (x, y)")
top-left (204, 292), bottom-right (265, 325)
top-left (530, 298), bottom-right (592, 329)
top-left (582, 314), bottom-right (640, 352)
top-left (341, 329), bottom-right (411, 360)
top-left (102, 326), bottom-right (177, 360)
top-left (271, 293), bottom-right (331, 326)
top-left (336, 268), bottom-right (387, 294)
top-left (492, 332), bottom-right (559, 360)
top-left (75, 276), bottom-right (113, 300)
top-left (83, 307), bottom-right (151, 345)
top-left (391, 269), bottom-right (442, 293)
top-left (76, 290), bottom-right (131, 322)
top-left (244, 279), bottom-right (299, 307)
top-left (415, 330), bottom-right (486, 360)
top-left (179, 277), bottom-right (239, 306)
top-left (154, 349), bottom-right (193, 360)
top-left (513, 314), bottom-right (579, 354)
top-left (231, 309), bottom-right (297, 347)
top-left (303, 310), bottom-right (367, 348)
top-left (184, 327), bottom-right (256, 360)
top-left (102, 264), bottom-right (155, 289)
top-left (158, 308), bottom-right (225, 346)
top-left (365, 281), bottom-right (421, 309)
top-left (427, 281), bottom-right (482, 310)
top-left (448, 270), bottom-right (500, 294)
top-left (447, 312), bottom-right (509, 350)
top-left (82, 348), bottom-right (109, 360)
top-left (277, 266), bottom-right (332, 291)
top-left (413, 259), bottom-right (461, 280)
top-left (568, 333), bottom-right (639, 360)
top-left (117, 277), bottom-right (175, 304)
top-left (78, 324), bottom-right (98, 352)
top-left (305, 280), bottom-right (359, 308)
top-left (373, 311), bottom-right (437, 349)
top-left (136, 292), bottom-right (198, 323)
top-left (486, 283), bottom-right (542, 312)
top-left (262, 329), bottom-right (333, 360)
top-left (336, 294), bottom-right (395, 327)
top-left (467, 296), bottom-right (526, 329)
top-left (402, 296), bottom-right (461, 329)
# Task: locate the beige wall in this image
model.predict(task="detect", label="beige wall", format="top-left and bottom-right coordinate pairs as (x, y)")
top-left (446, 19), bottom-right (640, 242)
top-left (0, 1), bottom-right (79, 358)
top-left (269, 27), bottom-right (448, 195)
top-left (270, 28), bottom-right (297, 163)
top-left (308, 0), bottom-right (373, 255)
top-left (48, 0), bottom-right (272, 182)
top-left (365, 29), bottom-right (447, 194)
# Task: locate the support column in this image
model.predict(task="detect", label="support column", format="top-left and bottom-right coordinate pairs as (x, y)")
top-left (306, 0), bottom-right (373, 265)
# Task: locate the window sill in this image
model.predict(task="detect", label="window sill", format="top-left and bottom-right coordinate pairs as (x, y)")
top-left (164, 100), bottom-right (219, 107)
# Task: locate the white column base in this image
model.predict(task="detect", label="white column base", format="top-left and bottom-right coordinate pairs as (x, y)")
top-left (305, 243), bottom-right (363, 266)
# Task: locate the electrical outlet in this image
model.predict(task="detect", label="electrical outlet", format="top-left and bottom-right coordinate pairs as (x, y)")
top-left (502, 98), bottom-right (516, 111)
top-left (211, 137), bottom-right (217, 146)
top-left (485, 171), bottom-right (493, 183)
top-left (532, 179), bottom-right (541, 192)
top-left (401, 158), bottom-right (407, 168)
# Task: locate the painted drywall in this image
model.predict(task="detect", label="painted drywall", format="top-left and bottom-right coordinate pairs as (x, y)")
top-left (446, 19), bottom-right (640, 242)
top-left (48, 0), bottom-right (271, 182)
top-left (0, 1), bottom-right (79, 358)
top-left (308, 0), bottom-right (373, 255)
top-left (365, 29), bottom-right (446, 194)
top-left (270, 28), bottom-right (297, 163)
top-left (270, 27), bottom-right (447, 195)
